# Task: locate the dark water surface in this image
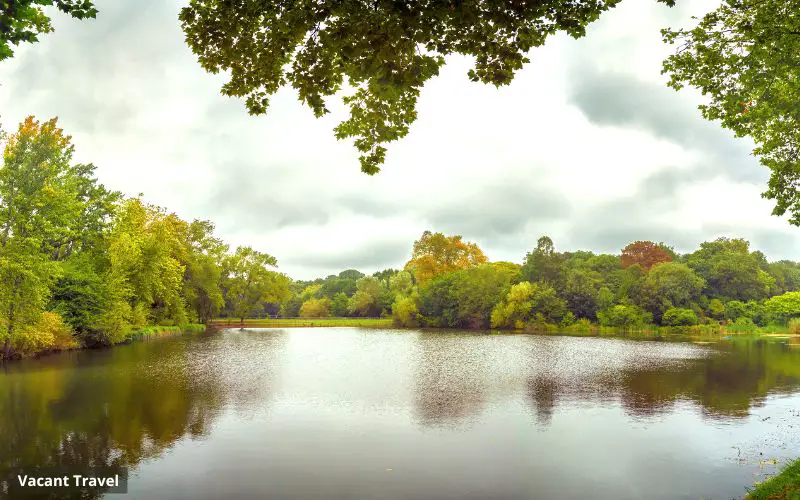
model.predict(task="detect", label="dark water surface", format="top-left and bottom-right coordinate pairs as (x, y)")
top-left (2, 329), bottom-right (800, 499)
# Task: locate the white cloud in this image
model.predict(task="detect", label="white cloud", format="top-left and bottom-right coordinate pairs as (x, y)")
top-left (0, 0), bottom-right (795, 280)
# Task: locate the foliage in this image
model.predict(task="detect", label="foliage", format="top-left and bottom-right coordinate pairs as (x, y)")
top-left (392, 295), bottom-right (419, 328)
top-left (620, 240), bottom-right (673, 271)
top-left (708, 298), bottom-right (725, 320)
top-left (661, 307), bottom-right (699, 326)
top-left (764, 291), bottom-right (800, 324)
top-left (419, 262), bottom-right (517, 329)
top-left (347, 276), bottom-right (383, 316)
top-left (330, 292), bottom-right (350, 317)
top-left (404, 230), bottom-right (487, 285)
top-left (223, 246), bottom-right (290, 322)
top-left (663, 0), bottom-right (800, 226)
top-left (686, 238), bottom-right (773, 302)
top-left (491, 281), bottom-right (566, 329)
top-left (179, 0), bottom-right (679, 174)
top-left (597, 305), bottom-right (652, 329)
top-left (299, 297), bottom-right (332, 318)
top-left (0, 0), bottom-right (97, 61)
top-left (522, 236), bottom-right (563, 285)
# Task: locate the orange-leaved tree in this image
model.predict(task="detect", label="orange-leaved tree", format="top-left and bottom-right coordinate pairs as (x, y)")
top-left (620, 240), bottom-right (674, 272)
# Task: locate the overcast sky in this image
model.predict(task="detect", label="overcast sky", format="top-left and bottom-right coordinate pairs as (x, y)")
top-left (1, 0), bottom-right (797, 280)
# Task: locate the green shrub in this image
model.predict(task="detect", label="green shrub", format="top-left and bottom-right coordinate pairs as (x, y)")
top-left (597, 305), bottom-right (651, 329)
top-left (662, 307), bottom-right (699, 326)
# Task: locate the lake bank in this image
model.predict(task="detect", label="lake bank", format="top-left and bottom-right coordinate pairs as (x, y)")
top-left (747, 458), bottom-right (800, 499)
top-left (209, 317), bottom-right (798, 341)
top-left (7, 317), bottom-right (797, 364)
top-left (1, 324), bottom-right (206, 362)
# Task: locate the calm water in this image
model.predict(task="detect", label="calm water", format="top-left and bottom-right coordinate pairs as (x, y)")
top-left (2, 329), bottom-right (800, 499)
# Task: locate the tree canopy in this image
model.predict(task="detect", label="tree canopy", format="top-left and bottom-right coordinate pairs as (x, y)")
top-left (0, 0), bottom-right (97, 61)
top-left (180, 0), bottom-right (675, 174)
top-left (662, 0), bottom-right (800, 225)
top-left (404, 230), bottom-right (487, 285)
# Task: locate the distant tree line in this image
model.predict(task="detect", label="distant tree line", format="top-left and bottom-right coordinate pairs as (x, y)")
top-left (282, 231), bottom-right (800, 335)
top-left (2, 116), bottom-right (799, 359)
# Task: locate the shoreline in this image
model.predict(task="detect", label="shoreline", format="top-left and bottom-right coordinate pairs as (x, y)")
top-left (6, 320), bottom-right (796, 364)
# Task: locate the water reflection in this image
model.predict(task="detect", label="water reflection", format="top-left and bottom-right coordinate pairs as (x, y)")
top-left (409, 333), bottom-right (800, 430)
top-left (1, 330), bottom-right (799, 499)
top-left (412, 332), bottom-right (490, 428)
top-left (0, 331), bottom-right (287, 499)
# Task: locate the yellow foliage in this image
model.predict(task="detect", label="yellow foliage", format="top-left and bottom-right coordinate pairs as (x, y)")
top-left (299, 297), bottom-right (331, 318)
top-left (404, 230), bottom-right (488, 285)
top-left (11, 312), bottom-right (77, 357)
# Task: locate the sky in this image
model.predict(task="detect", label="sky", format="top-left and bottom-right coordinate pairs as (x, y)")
top-left (0, 0), bottom-right (797, 280)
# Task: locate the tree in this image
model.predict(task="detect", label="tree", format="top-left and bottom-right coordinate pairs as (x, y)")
top-left (331, 292), bottom-right (349, 317)
top-left (597, 305), bottom-right (652, 329)
top-left (490, 281), bottom-right (566, 329)
top-left (338, 269), bottom-right (365, 281)
top-left (663, 0), bottom-right (800, 225)
top-left (0, 1), bottom-right (98, 61)
top-left (661, 307), bottom-right (698, 326)
top-left (180, 1), bottom-right (677, 173)
top-left (644, 262), bottom-right (705, 308)
top-left (561, 268), bottom-right (600, 320)
top-left (389, 270), bottom-right (414, 297)
top-left (597, 286), bottom-right (615, 311)
top-left (404, 230), bottom-right (487, 286)
top-left (182, 220), bottom-right (228, 324)
top-left (418, 262), bottom-right (517, 329)
top-left (708, 298), bottom-right (725, 320)
top-left (685, 238), bottom-right (772, 301)
top-left (0, 116), bottom-right (115, 355)
top-left (223, 246), bottom-right (290, 324)
top-left (522, 236), bottom-right (563, 285)
top-left (299, 297), bottom-right (331, 318)
top-left (392, 294), bottom-right (419, 327)
top-left (347, 276), bottom-right (382, 316)
top-left (620, 241), bottom-right (673, 271)
top-left (764, 291), bottom-right (800, 324)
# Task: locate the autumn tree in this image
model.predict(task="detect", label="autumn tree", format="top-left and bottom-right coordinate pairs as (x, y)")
top-left (620, 241), bottom-right (674, 271)
top-left (404, 231), bottom-right (487, 286)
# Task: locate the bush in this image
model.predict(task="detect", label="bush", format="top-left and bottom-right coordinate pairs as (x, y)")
top-left (563, 318), bottom-right (596, 334)
top-left (597, 305), bottom-right (651, 329)
top-left (789, 318), bottom-right (800, 335)
top-left (299, 297), bottom-right (331, 318)
top-left (392, 295), bottom-right (419, 327)
top-left (11, 311), bottom-right (77, 357)
top-left (661, 307), bottom-right (699, 326)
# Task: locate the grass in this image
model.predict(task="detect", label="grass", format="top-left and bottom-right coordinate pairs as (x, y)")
top-left (127, 324), bottom-right (205, 341)
top-left (210, 317), bottom-right (393, 328)
top-left (747, 458), bottom-right (800, 500)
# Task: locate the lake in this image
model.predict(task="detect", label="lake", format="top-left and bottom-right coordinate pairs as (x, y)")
top-left (2, 328), bottom-right (800, 499)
